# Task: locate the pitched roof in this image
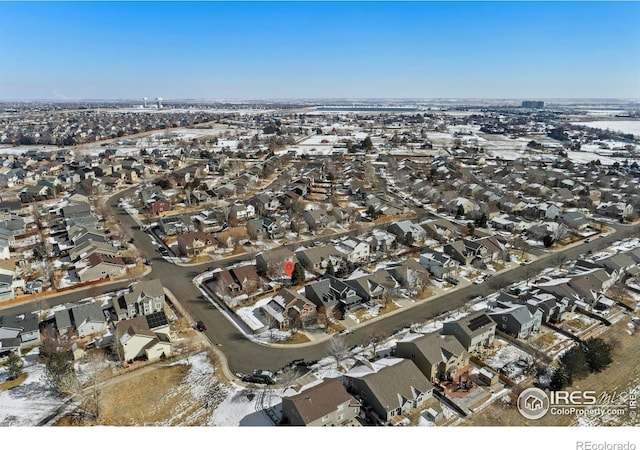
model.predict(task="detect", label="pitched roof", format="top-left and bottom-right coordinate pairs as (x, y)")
top-left (123, 279), bottom-right (165, 306)
top-left (345, 357), bottom-right (433, 413)
top-left (284, 378), bottom-right (358, 425)
top-left (398, 332), bottom-right (467, 365)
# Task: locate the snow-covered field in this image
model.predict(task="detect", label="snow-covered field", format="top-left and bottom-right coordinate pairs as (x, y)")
top-left (574, 120), bottom-right (640, 137)
top-left (0, 348), bottom-right (65, 426)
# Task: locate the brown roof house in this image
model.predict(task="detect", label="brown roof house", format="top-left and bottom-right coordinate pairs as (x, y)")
top-left (177, 231), bottom-right (216, 257)
top-left (282, 378), bottom-right (360, 426)
top-left (76, 253), bottom-right (128, 283)
top-left (210, 264), bottom-right (260, 306)
top-left (115, 316), bottom-right (172, 363)
top-left (394, 332), bottom-right (470, 383)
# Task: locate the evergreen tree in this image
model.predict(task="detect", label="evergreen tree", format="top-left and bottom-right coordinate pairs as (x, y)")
top-left (44, 351), bottom-right (74, 396)
top-left (560, 345), bottom-right (590, 384)
top-left (549, 367), bottom-right (570, 391)
top-left (583, 338), bottom-right (612, 373)
top-left (291, 263), bottom-right (306, 285)
top-left (326, 261), bottom-right (335, 277)
top-left (6, 351), bottom-right (24, 380)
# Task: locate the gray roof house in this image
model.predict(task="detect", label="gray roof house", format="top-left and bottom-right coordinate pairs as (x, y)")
top-left (419, 249), bottom-right (459, 280)
top-left (295, 246), bottom-right (344, 273)
top-left (343, 357), bottom-right (433, 425)
top-left (442, 312), bottom-right (496, 353)
top-left (387, 220), bottom-right (427, 245)
top-left (0, 313), bottom-right (40, 347)
top-left (488, 300), bottom-right (543, 339)
top-left (115, 279), bottom-right (165, 321)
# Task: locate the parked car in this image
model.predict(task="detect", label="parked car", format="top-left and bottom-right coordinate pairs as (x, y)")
top-left (242, 369), bottom-right (277, 385)
top-left (196, 320), bottom-right (207, 332)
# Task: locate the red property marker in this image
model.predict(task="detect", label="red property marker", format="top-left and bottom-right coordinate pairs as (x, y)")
top-left (283, 261), bottom-right (295, 276)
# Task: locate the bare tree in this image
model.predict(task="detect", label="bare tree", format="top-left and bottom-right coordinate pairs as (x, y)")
top-left (512, 237), bottom-right (531, 259)
top-left (553, 224), bottom-right (569, 243)
top-left (327, 336), bottom-right (349, 370)
top-left (364, 330), bottom-right (386, 358)
top-left (278, 365), bottom-right (300, 393)
top-left (553, 253), bottom-right (568, 271)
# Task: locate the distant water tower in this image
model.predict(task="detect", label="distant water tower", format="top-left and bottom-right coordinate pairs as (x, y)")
top-left (156, 97), bottom-right (163, 109)
top-left (143, 97), bottom-right (148, 108)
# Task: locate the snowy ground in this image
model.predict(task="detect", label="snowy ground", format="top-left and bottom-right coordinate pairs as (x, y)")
top-left (574, 120), bottom-right (640, 137)
top-left (0, 348), bottom-right (65, 426)
top-left (482, 338), bottom-right (533, 380)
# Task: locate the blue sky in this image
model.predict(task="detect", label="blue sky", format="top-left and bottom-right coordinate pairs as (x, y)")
top-left (1, 1), bottom-right (639, 100)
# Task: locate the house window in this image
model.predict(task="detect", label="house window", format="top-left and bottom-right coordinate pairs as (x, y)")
top-left (322, 415), bottom-right (330, 422)
top-left (337, 414), bottom-right (344, 422)
top-left (337, 403), bottom-right (345, 411)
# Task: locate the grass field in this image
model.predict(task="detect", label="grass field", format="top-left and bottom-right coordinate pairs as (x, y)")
top-left (54, 352), bottom-right (226, 426)
top-left (461, 317), bottom-right (640, 426)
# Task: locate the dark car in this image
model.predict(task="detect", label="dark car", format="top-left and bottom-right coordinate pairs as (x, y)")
top-left (196, 320), bottom-right (207, 332)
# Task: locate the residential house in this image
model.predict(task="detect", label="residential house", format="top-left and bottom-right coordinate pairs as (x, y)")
top-left (256, 248), bottom-right (298, 278)
top-left (444, 239), bottom-right (489, 267)
top-left (536, 268), bottom-right (615, 307)
top-left (419, 249), bottom-right (459, 280)
top-left (115, 279), bottom-right (166, 321)
top-left (177, 231), bottom-right (216, 257)
top-left (0, 313), bottom-right (40, 348)
top-left (248, 194), bottom-right (280, 216)
top-left (335, 237), bottom-right (370, 263)
top-left (343, 357), bottom-right (433, 425)
top-left (151, 199), bottom-right (171, 215)
top-left (158, 215), bottom-right (190, 236)
top-left (76, 253), bottom-right (128, 283)
top-left (115, 316), bottom-right (172, 363)
top-left (305, 276), bottom-right (363, 313)
top-left (594, 253), bottom-right (639, 280)
top-left (282, 378), bottom-right (360, 426)
top-left (345, 270), bottom-right (398, 304)
top-left (69, 240), bottom-right (119, 262)
top-left (193, 208), bottom-right (225, 233)
top-left (261, 289), bottom-right (317, 330)
top-left (442, 312), bottom-right (496, 353)
top-left (394, 332), bottom-right (470, 383)
top-left (303, 210), bottom-right (330, 233)
top-left (0, 259), bottom-right (22, 301)
top-left (228, 203), bottom-right (256, 224)
top-left (488, 300), bottom-right (543, 339)
top-left (55, 301), bottom-right (107, 337)
top-left (365, 229), bottom-right (397, 253)
top-left (386, 259), bottom-right (430, 291)
top-left (295, 246), bottom-right (344, 273)
top-left (557, 211), bottom-right (591, 231)
top-left (514, 291), bottom-right (571, 323)
top-left (212, 265), bottom-right (260, 301)
top-left (387, 220), bottom-right (427, 245)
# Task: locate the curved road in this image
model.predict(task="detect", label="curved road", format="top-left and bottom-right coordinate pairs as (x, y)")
top-left (4, 186), bottom-right (639, 375)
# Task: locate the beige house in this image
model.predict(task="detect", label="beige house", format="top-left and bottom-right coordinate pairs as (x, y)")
top-left (76, 253), bottom-right (127, 283)
top-left (115, 316), bottom-right (171, 363)
top-left (395, 332), bottom-right (470, 383)
top-left (282, 378), bottom-right (360, 426)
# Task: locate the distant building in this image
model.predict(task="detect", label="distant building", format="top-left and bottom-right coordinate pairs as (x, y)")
top-left (521, 101), bottom-right (545, 108)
